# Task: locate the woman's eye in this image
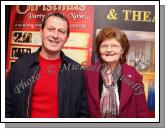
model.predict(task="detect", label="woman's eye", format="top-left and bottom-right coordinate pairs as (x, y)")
top-left (101, 45), bottom-right (108, 48)
top-left (112, 45), bottom-right (120, 48)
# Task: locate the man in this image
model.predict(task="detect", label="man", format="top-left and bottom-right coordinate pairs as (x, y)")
top-left (6, 13), bottom-right (88, 118)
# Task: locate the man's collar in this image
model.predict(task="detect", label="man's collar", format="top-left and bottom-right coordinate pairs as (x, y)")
top-left (30, 47), bottom-right (69, 67)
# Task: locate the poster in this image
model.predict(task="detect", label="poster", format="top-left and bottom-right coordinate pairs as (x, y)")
top-left (6, 5), bottom-right (94, 73)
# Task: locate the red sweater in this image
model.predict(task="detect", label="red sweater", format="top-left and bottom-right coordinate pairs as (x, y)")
top-left (31, 54), bottom-right (61, 118)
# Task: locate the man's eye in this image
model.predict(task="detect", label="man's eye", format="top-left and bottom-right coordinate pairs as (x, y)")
top-left (59, 30), bottom-right (66, 34)
top-left (112, 45), bottom-right (117, 47)
top-left (48, 28), bottom-right (54, 31)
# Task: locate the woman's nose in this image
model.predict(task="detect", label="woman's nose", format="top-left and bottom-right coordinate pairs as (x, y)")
top-left (106, 46), bottom-right (113, 51)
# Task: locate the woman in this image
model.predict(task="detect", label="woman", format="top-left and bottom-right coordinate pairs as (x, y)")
top-left (84, 27), bottom-right (148, 118)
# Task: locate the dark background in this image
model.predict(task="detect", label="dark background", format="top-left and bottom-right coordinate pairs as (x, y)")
top-left (5, 5), bottom-right (11, 65)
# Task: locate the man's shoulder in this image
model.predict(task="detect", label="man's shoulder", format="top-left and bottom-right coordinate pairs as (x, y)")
top-left (13, 52), bottom-right (37, 67)
top-left (62, 55), bottom-right (81, 66)
top-left (61, 55), bottom-right (85, 74)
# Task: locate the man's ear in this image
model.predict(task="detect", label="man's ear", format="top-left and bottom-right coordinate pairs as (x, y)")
top-left (40, 29), bottom-right (43, 38)
top-left (64, 37), bottom-right (69, 44)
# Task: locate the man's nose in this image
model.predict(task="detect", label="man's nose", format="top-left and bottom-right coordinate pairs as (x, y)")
top-left (52, 30), bottom-right (59, 38)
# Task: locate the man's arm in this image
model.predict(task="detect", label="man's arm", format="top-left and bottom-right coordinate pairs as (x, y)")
top-left (78, 70), bottom-right (89, 117)
top-left (5, 65), bottom-right (16, 118)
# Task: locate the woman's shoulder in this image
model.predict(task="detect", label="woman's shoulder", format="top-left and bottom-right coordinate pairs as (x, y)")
top-left (122, 63), bottom-right (138, 72)
top-left (122, 63), bottom-right (142, 79)
top-left (84, 62), bottom-right (101, 72)
top-left (83, 62), bottom-right (102, 79)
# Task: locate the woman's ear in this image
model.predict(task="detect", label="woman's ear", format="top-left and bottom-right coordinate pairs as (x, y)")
top-left (121, 48), bottom-right (124, 55)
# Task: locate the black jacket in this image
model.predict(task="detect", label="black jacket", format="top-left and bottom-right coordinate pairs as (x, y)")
top-left (6, 48), bottom-right (88, 118)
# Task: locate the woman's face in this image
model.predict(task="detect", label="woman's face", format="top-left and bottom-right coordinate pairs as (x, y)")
top-left (99, 38), bottom-right (124, 65)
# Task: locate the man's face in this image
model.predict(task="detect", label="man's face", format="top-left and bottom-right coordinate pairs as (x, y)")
top-left (40, 16), bottom-right (68, 54)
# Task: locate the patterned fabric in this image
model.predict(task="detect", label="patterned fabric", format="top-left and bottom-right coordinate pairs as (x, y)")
top-left (100, 63), bottom-right (121, 118)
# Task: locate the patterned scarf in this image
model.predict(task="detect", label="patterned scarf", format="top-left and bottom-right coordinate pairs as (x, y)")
top-left (100, 63), bottom-right (121, 118)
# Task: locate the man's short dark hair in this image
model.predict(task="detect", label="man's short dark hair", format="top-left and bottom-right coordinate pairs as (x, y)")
top-left (42, 13), bottom-right (70, 37)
